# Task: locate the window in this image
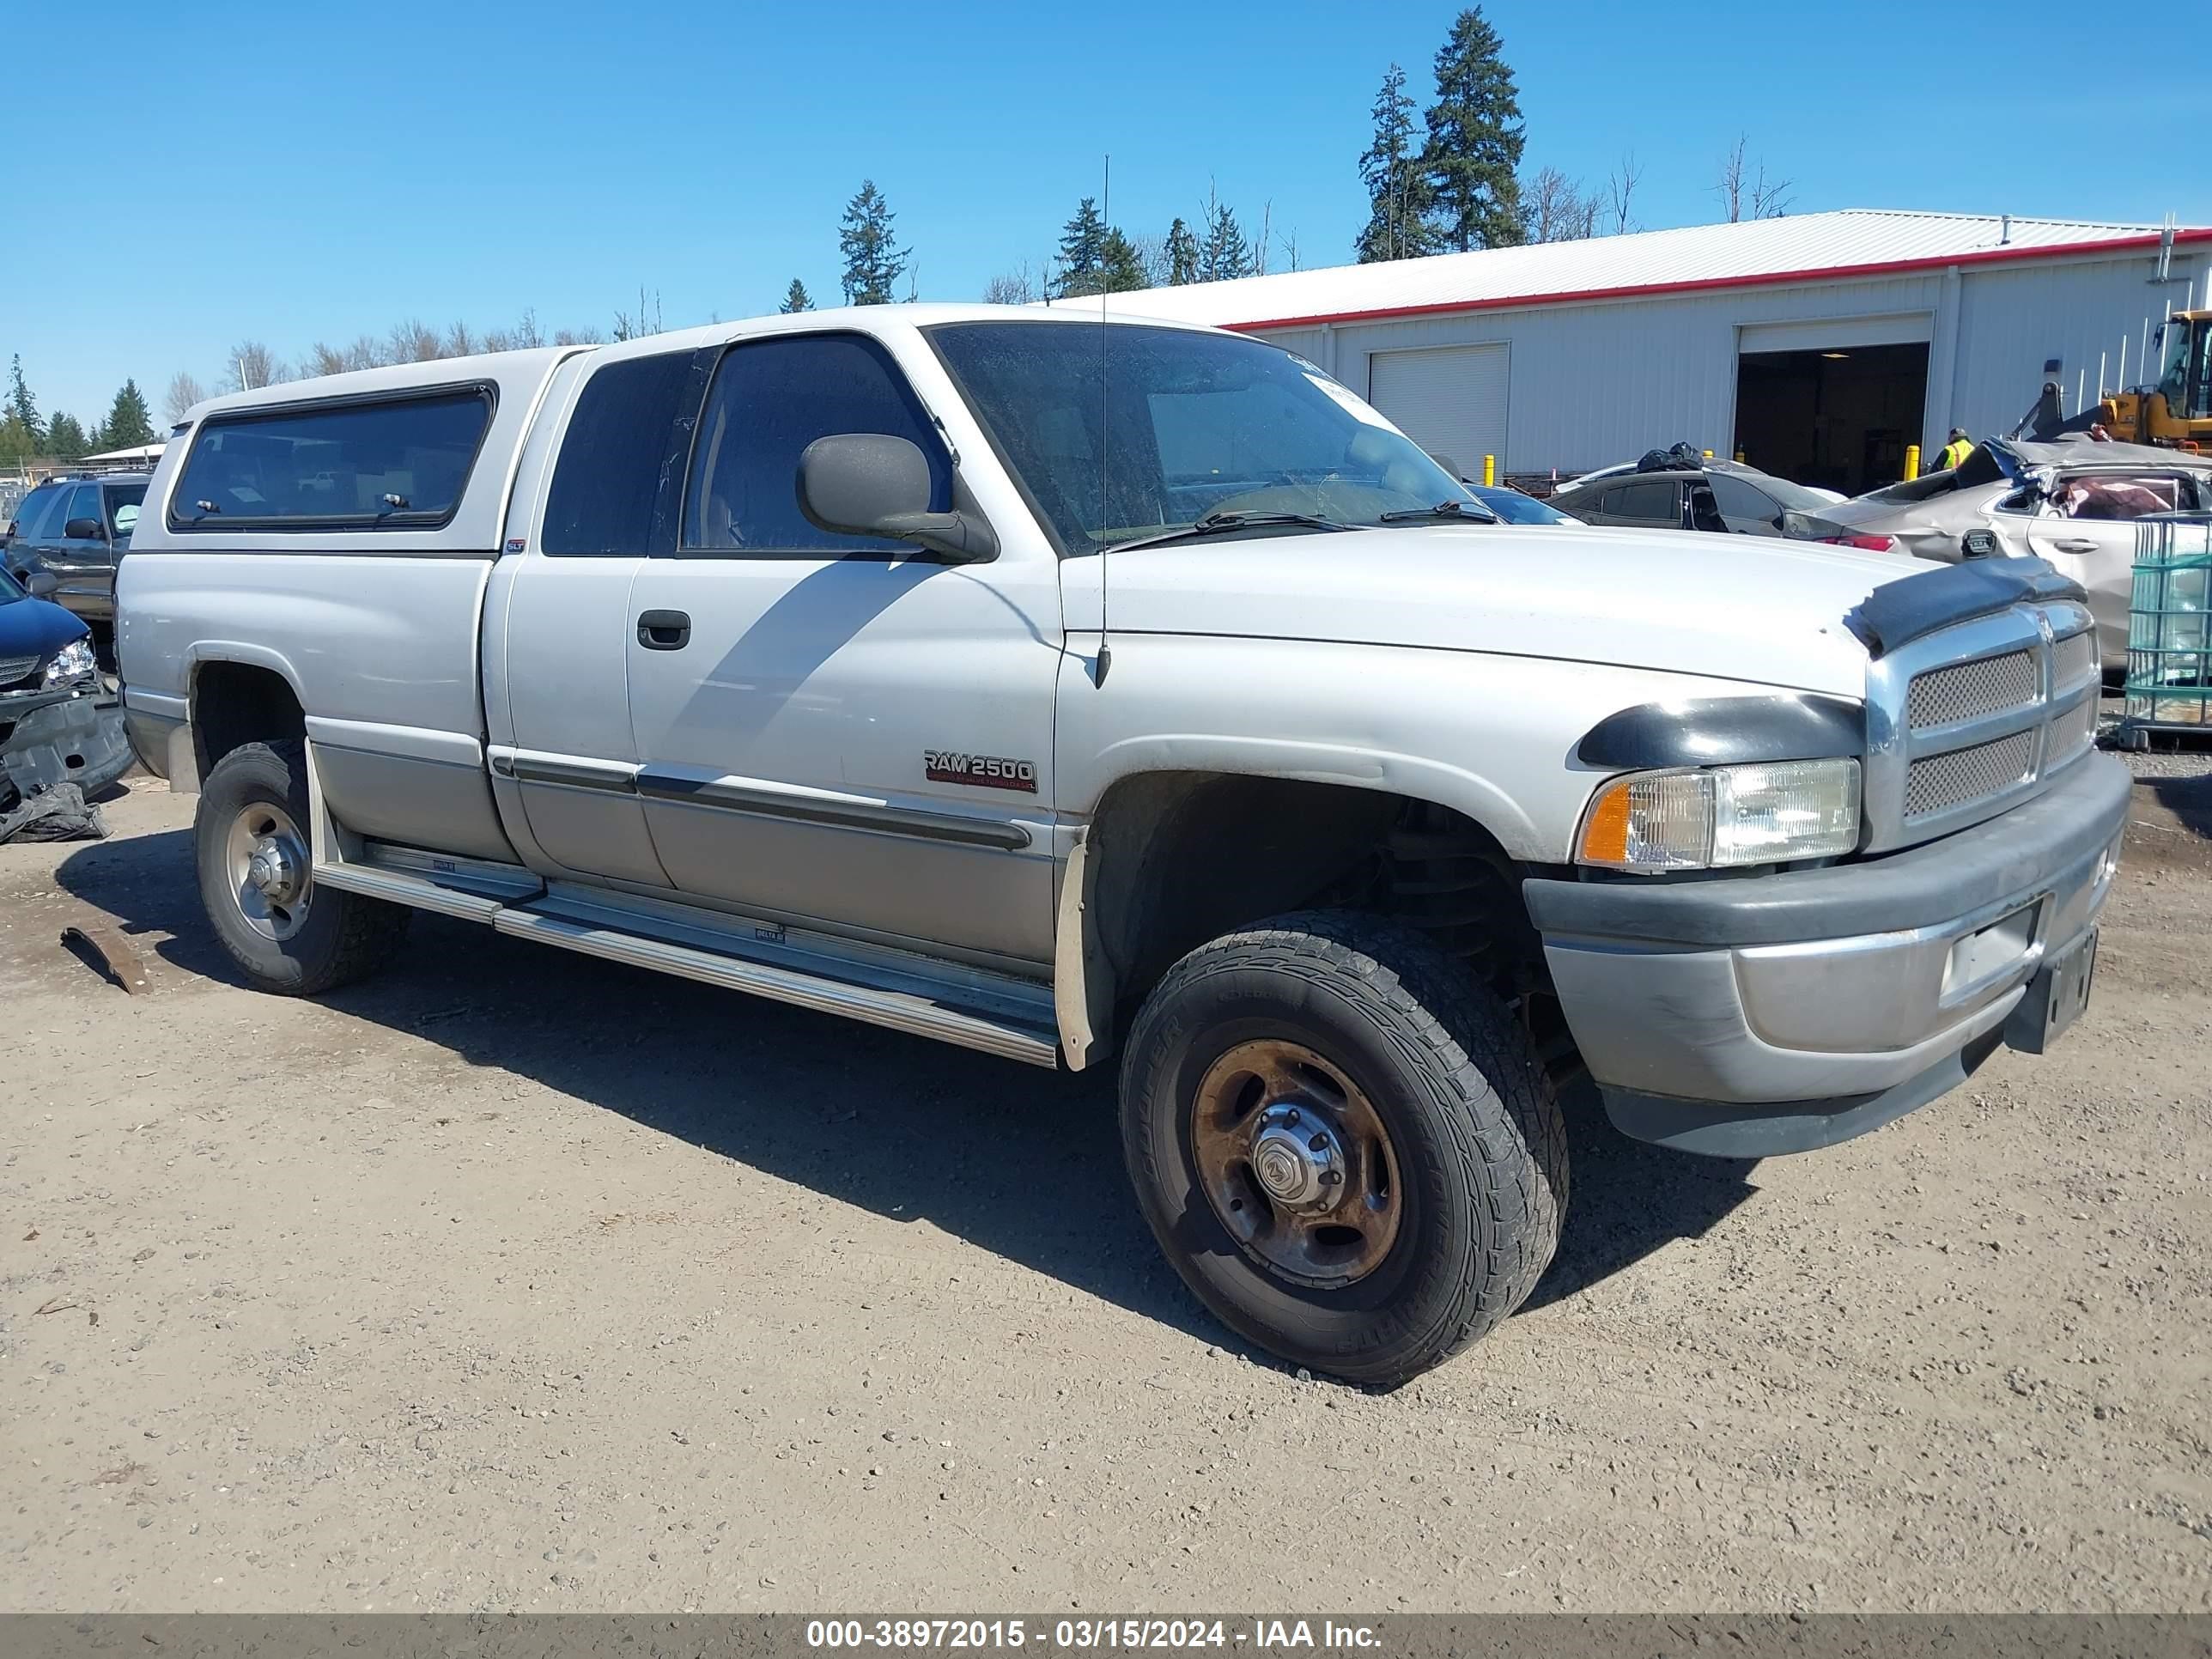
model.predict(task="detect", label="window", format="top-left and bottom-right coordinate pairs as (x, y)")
top-left (927, 322), bottom-right (1466, 552)
top-left (10, 483), bottom-right (64, 542)
top-left (1706, 472), bottom-right (1782, 530)
top-left (170, 388), bottom-right (493, 530)
top-left (63, 484), bottom-right (105, 538)
top-left (541, 350), bottom-right (700, 556)
top-left (103, 482), bottom-right (146, 538)
top-left (682, 333), bottom-right (948, 554)
top-left (1602, 481), bottom-right (1681, 522)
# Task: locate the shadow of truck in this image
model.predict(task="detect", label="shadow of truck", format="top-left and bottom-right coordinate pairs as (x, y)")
top-left (54, 824), bottom-right (1757, 1369)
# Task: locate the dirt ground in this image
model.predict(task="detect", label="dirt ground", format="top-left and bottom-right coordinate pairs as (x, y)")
top-left (3, 765), bottom-right (2209, 1615)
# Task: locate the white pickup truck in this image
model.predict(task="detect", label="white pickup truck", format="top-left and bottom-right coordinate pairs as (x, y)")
top-left (117, 306), bottom-right (2127, 1384)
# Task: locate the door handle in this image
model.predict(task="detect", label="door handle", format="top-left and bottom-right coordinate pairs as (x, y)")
top-left (637, 610), bottom-right (690, 650)
top-left (2051, 538), bottom-right (2099, 555)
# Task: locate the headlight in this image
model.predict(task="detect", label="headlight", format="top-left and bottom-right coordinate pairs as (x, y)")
top-left (41, 637), bottom-right (98, 689)
top-left (1577, 758), bottom-right (1862, 872)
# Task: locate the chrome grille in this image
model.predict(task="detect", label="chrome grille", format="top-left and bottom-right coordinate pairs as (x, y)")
top-left (1905, 730), bottom-right (2037, 819)
top-left (0, 653), bottom-right (40, 688)
top-left (2048, 695), bottom-right (2099, 761)
top-left (1906, 650), bottom-right (2038, 730)
top-left (2052, 630), bottom-right (2096, 689)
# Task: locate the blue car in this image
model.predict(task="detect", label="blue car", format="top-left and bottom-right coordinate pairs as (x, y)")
top-left (1465, 483), bottom-right (1574, 525)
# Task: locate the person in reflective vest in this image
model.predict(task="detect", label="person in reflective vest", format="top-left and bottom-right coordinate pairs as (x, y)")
top-left (1937, 428), bottom-right (1973, 471)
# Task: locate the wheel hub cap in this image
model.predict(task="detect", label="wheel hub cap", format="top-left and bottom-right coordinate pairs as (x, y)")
top-left (1248, 1106), bottom-right (1347, 1211)
top-left (223, 802), bottom-right (310, 943)
top-left (245, 836), bottom-right (302, 905)
top-left (1188, 1037), bottom-right (1404, 1289)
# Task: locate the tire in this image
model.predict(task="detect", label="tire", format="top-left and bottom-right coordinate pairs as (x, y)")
top-left (1119, 909), bottom-right (1567, 1387)
top-left (194, 738), bottom-right (410, 995)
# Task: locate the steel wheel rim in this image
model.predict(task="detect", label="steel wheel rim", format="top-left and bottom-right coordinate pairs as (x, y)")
top-left (224, 801), bottom-right (310, 943)
top-left (1189, 1037), bottom-right (1404, 1289)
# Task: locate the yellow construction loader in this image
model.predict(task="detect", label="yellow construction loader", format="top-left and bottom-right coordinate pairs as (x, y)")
top-left (2091, 311), bottom-right (2211, 448)
top-left (2021, 311), bottom-right (2212, 450)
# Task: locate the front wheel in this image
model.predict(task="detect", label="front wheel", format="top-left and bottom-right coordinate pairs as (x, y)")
top-left (194, 738), bottom-right (410, 994)
top-left (1119, 911), bottom-right (1567, 1387)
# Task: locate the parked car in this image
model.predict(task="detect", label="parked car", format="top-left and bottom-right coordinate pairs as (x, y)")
top-left (1562, 458), bottom-right (1848, 507)
top-left (1465, 483), bottom-right (1575, 525)
top-left (0, 562), bottom-right (132, 830)
top-left (1797, 437), bottom-right (2212, 672)
top-left (118, 308), bottom-right (2124, 1385)
top-left (2, 471), bottom-right (153, 657)
top-left (1549, 454), bottom-right (1842, 537)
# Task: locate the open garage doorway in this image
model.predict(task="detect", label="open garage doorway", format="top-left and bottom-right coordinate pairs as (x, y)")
top-left (1734, 342), bottom-right (1929, 495)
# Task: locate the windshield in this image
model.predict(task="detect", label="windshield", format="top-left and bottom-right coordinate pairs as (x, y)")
top-left (927, 322), bottom-right (1472, 551)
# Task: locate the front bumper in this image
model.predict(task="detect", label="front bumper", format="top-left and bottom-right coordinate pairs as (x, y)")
top-left (1522, 754), bottom-right (2130, 1157)
top-left (1, 685), bottom-right (133, 801)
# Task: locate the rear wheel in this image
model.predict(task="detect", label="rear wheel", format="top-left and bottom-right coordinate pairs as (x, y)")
top-left (1120, 910), bottom-right (1566, 1387)
top-left (194, 739), bottom-right (410, 994)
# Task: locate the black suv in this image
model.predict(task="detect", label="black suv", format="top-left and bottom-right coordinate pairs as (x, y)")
top-left (1, 471), bottom-right (153, 655)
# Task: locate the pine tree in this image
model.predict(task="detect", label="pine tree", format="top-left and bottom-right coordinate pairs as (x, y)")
top-left (1055, 198), bottom-right (1110, 296)
top-left (1356, 64), bottom-right (1434, 263)
top-left (1420, 8), bottom-right (1527, 252)
top-left (100, 380), bottom-right (155, 450)
top-left (5, 356), bottom-right (41, 448)
top-left (1097, 228), bottom-right (1147, 293)
top-left (0, 416), bottom-right (38, 464)
top-left (1164, 218), bottom-right (1200, 285)
top-left (46, 412), bottom-right (88, 459)
top-left (1200, 200), bottom-right (1253, 283)
top-left (780, 278), bottom-right (814, 313)
top-left (838, 181), bottom-right (907, 307)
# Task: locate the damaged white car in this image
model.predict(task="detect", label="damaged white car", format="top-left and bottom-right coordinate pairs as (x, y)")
top-left (1801, 437), bottom-right (2212, 672)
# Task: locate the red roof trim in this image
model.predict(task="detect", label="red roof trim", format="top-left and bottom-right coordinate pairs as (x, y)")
top-left (1221, 226), bottom-right (2212, 335)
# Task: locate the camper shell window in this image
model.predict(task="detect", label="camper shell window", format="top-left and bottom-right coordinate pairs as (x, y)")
top-left (167, 386), bottom-right (495, 532)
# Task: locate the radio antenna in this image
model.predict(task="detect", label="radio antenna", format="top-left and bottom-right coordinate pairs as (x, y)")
top-left (1094, 152), bottom-right (1114, 687)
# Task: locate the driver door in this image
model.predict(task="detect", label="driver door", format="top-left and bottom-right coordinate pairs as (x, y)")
top-left (622, 330), bottom-right (1062, 969)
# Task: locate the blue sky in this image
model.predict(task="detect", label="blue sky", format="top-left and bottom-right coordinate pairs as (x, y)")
top-left (11, 0), bottom-right (2209, 428)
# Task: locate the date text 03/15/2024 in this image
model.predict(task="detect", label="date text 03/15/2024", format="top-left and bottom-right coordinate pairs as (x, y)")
top-left (804, 1619), bottom-right (1382, 1650)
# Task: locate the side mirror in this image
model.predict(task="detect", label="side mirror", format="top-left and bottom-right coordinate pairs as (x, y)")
top-left (24, 568), bottom-right (59, 599)
top-left (798, 434), bottom-right (996, 563)
top-left (64, 517), bottom-right (107, 541)
top-left (1960, 528), bottom-right (1999, 560)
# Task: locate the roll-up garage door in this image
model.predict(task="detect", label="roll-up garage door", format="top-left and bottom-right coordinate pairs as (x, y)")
top-left (1366, 343), bottom-right (1509, 477)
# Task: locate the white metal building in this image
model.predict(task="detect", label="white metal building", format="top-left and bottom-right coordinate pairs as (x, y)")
top-left (1085, 210), bottom-right (2210, 493)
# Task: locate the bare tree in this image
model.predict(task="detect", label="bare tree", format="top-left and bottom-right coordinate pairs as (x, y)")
top-left (611, 287), bottom-right (664, 342)
top-left (227, 341), bottom-right (287, 393)
top-left (1715, 135), bottom-right (1748, 222)
top-left (1523, 165), bottom-right (1599, 243)
top-left (444, 320), bottom-right (477, 358)
top-left (982, 264), bottom-right (1041, 305)
top-left (301, 343), bottom-right (348, 378)
top-left (1716, 136), bottom-right (1791, 222)
top-left (1605, 151), bottom-right (1644, 236)
top-left (552, 326), bottom-right (606, 347)
top-left (1750, 164), bottom-right (1795, 220)
top-left (161, 371), bottom-right (206, 423)
top-left (385, 319), bottom-right (442, 363)
top-left (512, 308), bottom-right (545, 350)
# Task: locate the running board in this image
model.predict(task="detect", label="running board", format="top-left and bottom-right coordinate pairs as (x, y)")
top-left (312, 860), bottom-right (1061, 1069)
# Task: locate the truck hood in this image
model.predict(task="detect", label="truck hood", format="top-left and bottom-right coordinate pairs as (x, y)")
top-left (1101, 523), bottom-right (1928, 698)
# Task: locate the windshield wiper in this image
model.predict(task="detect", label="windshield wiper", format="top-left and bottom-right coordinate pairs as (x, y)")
top-left (1104, 510), bottom-right (1354, 554)
top-left (1378, 499), bottom-right (1500, 525)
